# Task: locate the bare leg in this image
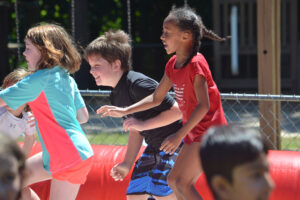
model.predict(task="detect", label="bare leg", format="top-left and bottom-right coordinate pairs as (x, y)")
top-left (167, 142), bottom-right (202, 200)
top-left (23, 152), bottom-right (52, 187)
top-left (20, 187), bottom-right (40, 200)
top-left (155, 192), bottom-right (177, 200)
top-left (127, 193), bottom-right (177, 200)
top-left (49, 179), bottom-right (80, 200)
top-left (21, 152), bottom-right (52, 200)
top-left (127, 194), bottom-right (149, 200)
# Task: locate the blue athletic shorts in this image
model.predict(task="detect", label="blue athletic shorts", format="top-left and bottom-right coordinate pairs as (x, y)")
top-left (127, 143), bottom-right (182, 197)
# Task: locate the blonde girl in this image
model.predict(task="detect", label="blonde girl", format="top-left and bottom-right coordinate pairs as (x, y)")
top-left (0, 23), bottom-right (94, 200)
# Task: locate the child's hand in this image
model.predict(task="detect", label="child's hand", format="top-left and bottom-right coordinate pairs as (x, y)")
top-left (110, 162), bottom-right (130, 181)
top-left (123, 117), bottom-right (144, 132)
top-left (96, 106), bottom-right (126, 118)
top-left (160, 134), bottom-right (182, 155)
top-left (25, 112), bottom-right (36, 135)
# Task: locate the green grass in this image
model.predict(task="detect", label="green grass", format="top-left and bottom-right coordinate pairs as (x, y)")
top-left (87, 132), bottom-right (129, 145)
top-left (17, 132), bottom-right (129, 145)
top-left (18, 132), bottom-right (300, 150)
top-left (87, 132), bottom-right (300, 151)
top-left (280, 136), bottom-right (300, 151)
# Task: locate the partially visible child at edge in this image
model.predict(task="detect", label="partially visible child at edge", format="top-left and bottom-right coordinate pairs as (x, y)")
top-left (0, 23), bottom-right (94, 200)
top-left (97, 6), bottom-right (229, 200)
top-left (0, 134), bottom-right (26, 200)
top-left (85, 30), bottom-right (183, 200)
top-left (200, 125), bottom-right (275, 200)
top-left (0, 68), bottom-right (36, 157)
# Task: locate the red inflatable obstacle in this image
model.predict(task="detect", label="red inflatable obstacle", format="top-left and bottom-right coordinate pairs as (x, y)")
top-left (268, 150), bottom-right (300, 199)
top-left (29, 143), bottom-right (140, 200)
top-left (28, 143), bottom-right (300, 200)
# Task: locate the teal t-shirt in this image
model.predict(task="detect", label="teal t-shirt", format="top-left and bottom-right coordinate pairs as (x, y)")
top-left (0, 66), bottom-right (93, 174)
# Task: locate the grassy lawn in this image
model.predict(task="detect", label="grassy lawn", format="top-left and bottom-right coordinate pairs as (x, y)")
top-left (86, 132), bottom-right (300, 151)
top-left (87, 132), bottom-right (129, 145)
top-left (17, 132), bottom-right (129, 146)
top-left (19, 132), bottom-right (300, 150)
top-left (281, 136), bottom-right (300, 151)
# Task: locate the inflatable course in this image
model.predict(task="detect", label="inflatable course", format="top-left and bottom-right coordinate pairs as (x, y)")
top-left (29, 143), bottom-right (300, 200)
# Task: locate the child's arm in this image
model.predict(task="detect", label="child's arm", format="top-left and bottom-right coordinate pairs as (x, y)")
top-left (72, 77), bottom-right (89, 124)
top-left (76, 107), bottom-right (89, 124)
top-left (23, 134), bottom-right (35, 157)
top-left (123, 101), bottom-right (182, 132)
top-left (110, 129), bottom-right (143, 181)
top-left (23, 112), bottom-right (36, 157)
top-left (160, 75), bottom-right (210, 154)
top-left (97, 73), bottom-right (173, 118)
top-left (0, 98), bottom-right (6, 107)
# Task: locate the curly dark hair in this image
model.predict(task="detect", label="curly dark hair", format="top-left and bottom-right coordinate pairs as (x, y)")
top-left (167, 6), bottom-right (230, 68)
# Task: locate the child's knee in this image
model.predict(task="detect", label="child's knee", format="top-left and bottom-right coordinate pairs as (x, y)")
top-left (167, 174), bottom-right (184, 188)
top-left (167, 173), bottom-right (176, 188)
top-left (177, 177), bottom-right (189, 189)
top-left (167, 171), bottom-right (183, 188)
top-left (171, 175), bottom-right (195, 191)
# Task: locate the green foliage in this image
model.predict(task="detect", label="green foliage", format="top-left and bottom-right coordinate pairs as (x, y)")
top-left (40, 9), bottom-right (47, 17)
top-left (8, 55), bottom-right (16, 71)
top-left (7, 0), bottom-right (214, 81)
top-left (7, 0), bottom-right (71, 69)
top-left (97, 16), bottom-right (122, 36)
top-left (87, 0), bottom-right (125, 40)
top-left (11, 12), bottom-right (15, 19)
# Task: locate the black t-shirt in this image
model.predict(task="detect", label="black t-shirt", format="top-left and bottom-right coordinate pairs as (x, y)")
top-left (110, 71), bottom-right (182, 150)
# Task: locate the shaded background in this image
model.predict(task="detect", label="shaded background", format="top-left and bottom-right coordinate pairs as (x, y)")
top-left (1, 0), bottom-right (299, 93)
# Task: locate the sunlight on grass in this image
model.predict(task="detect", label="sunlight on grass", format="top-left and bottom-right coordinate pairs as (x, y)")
top-left (281, 136), bottom-right (300, 151)
top-left (18, 132), bottom-right (299, 150)
top-left (87, 132), bottom-right (128, 145)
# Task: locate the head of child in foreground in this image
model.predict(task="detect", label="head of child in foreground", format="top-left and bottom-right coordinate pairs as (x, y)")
top-left (23, 23), bottom-right (81, 73)
top-left (0, 134), bottom-right (26, 200)
top-left (161, 6), bottom-right (228, 63)
top-left (200, 125), bottom-right (274, 200)
top-left (85, 30), bottom-right (131, 87)
top-left (1, 68), bottom-right (31, 114)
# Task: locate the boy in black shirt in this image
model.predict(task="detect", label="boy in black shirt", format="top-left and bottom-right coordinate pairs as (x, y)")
top-left (85, 30), bottom-right (182, 200)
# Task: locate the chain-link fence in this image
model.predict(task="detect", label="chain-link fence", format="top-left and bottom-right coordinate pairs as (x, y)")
top-left (81, 90), bottom-right (300, 151)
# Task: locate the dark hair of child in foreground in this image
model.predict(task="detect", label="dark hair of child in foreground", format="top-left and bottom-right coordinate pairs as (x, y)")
top-left (200, 125), bottom-right (274, 200)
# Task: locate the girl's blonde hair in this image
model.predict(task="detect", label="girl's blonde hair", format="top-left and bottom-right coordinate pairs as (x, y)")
top-left (25, 23), bottom-right (81, 74)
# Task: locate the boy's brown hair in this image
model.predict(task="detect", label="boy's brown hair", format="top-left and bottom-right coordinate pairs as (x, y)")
top-left (84, 30), bottom-right (132, 71)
